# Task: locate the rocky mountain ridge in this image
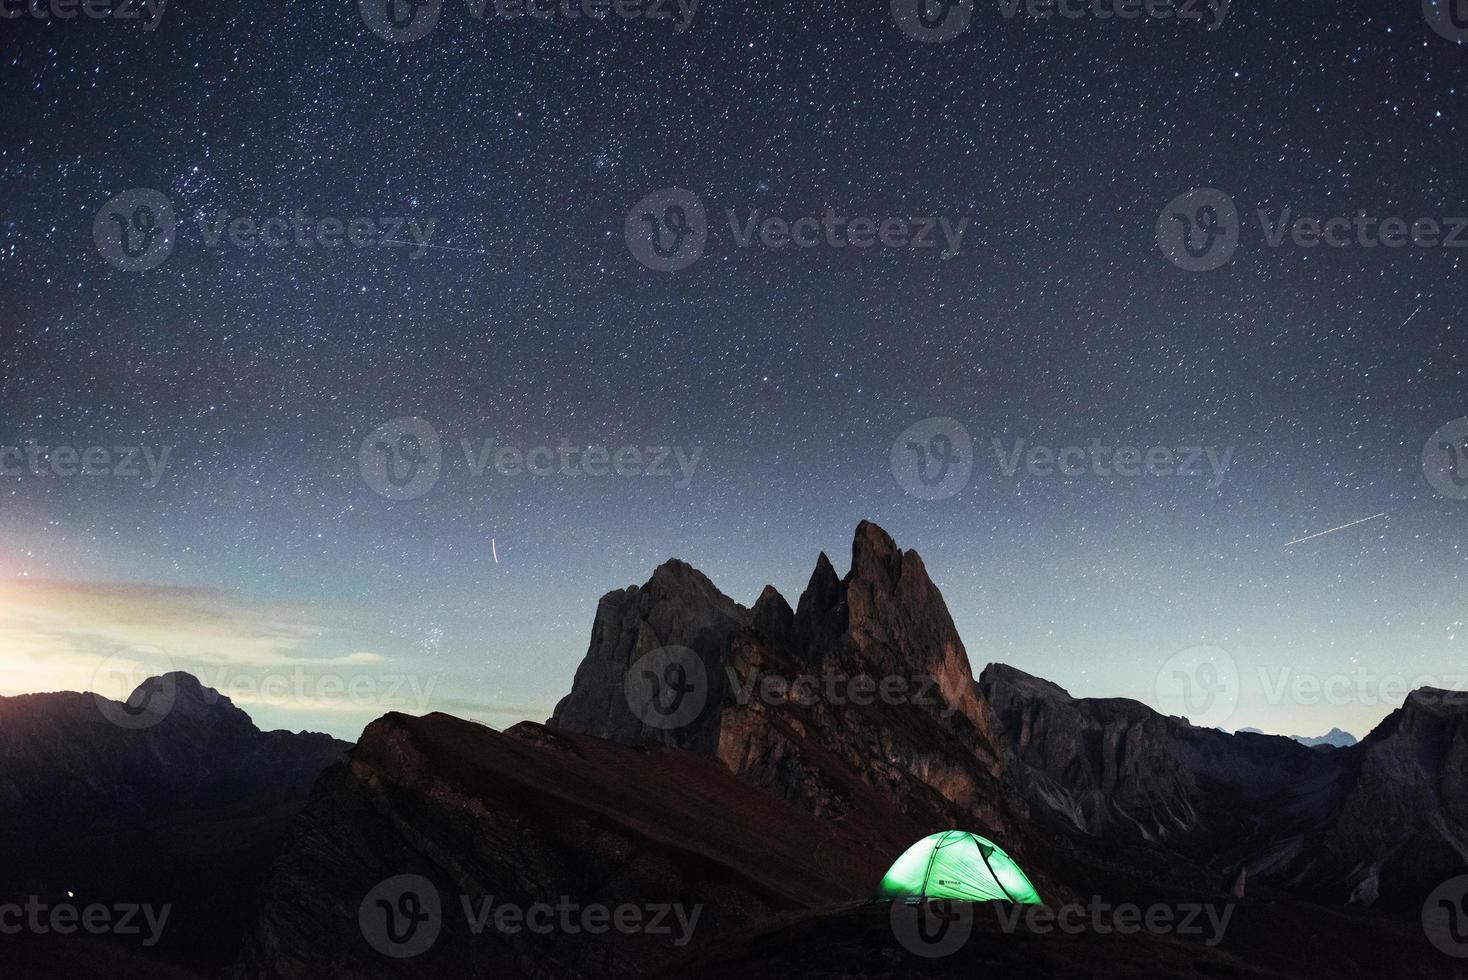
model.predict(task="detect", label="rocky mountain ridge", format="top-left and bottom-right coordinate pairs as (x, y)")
top-left (7, 522), bottom-right (1466, 977)
top-left (550, 523), bottom-right (1468, 913)
top-left (551, 520), bottom-right (1011, 836)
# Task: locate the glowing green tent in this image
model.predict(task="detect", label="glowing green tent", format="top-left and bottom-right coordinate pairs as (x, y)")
top-left (875, 830), bottom-right (1042, 904)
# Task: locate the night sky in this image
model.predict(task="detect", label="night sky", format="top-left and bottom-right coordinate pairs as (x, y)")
top-left (1, 0), bottom-right (1465, 741)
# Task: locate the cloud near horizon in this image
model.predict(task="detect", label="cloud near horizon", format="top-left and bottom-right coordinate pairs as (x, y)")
top-left (0, 577), bottom-right (393, 704)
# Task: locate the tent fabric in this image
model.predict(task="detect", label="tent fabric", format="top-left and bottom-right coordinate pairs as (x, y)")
top-left (875, 830), bottom-right (1043, 904)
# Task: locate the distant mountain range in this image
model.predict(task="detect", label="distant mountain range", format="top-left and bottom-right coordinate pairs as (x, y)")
top-left (0, 673), bottom-right (347, 975)
top-left (1237, 726), bottom-right (1359, 748)
top-left (3, 522), bottom-right (1462, 978)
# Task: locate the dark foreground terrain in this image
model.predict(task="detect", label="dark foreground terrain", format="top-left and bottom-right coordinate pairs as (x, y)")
top-left (4, 523), bottom-right (1466, 978)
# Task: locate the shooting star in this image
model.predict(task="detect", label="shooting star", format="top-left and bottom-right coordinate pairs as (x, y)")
top-left (1283, 512), bottom-right (1387, 549)
top-left (491, 537), bottom-right (499, 564)
top-left (379, 240), bottom-right (510, 258)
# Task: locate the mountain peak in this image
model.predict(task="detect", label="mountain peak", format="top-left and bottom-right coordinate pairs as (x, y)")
top-left (850, 520), bottom-right (901, 584)
top-left (646, 557), bottom-right (730, 600)
top-left (549, 521), bottom-right (1005, 814)
top-left (751, 584), bottom-right (794, 649)
top-left (979, 663), bottom-right (1074, 702)
top-left (1404, 687), bottom-right (1468, 716)
top-left (126, 671), bottom-right (254, 730)
top-left (809, 551), bottom-right (839, 590)
top-left (548, 556), bottom-right (748, 748)
top-left (1290, 727), bottom-right (1358, 748)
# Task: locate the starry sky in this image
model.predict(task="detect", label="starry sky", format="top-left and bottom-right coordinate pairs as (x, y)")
top-left (1, 0), bottom-right (1465, 741)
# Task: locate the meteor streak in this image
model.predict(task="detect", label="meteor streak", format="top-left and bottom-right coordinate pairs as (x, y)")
top-left (380, 240), bottom-right (509, 257)
top-left (1283, 512), bottom-right (1387, 549)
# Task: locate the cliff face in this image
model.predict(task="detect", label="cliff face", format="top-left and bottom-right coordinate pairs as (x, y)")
top-left (979, 665), bottom-right (1468, 911)
top-left (548, 558), bottom-right (749, 756)
top-left (550, 521), bottom-right (1010, 835)
top-left (1280, 688), bottom-right (1468, 910)
top-left (979, 663), bottom-right (1205, 841)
